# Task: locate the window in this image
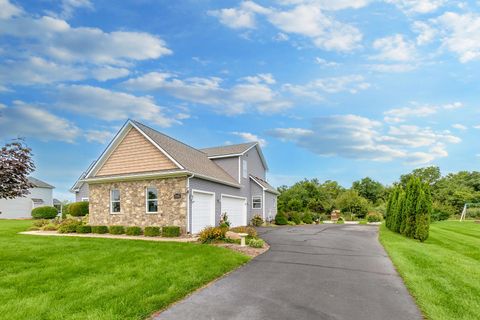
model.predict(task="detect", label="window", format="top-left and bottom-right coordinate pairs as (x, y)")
top-left (242, 160), bottom-right (248, 179)
top-left (81, 197), bottom-right (89, 202)
top-left (146, 187), bottom-right (158, 213)
top-left (252, 196), bottom-right (262, 209)
top-left (110, 189), bottom-right (121, 213)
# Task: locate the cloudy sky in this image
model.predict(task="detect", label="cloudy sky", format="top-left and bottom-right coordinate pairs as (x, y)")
top-left (1, 0), bottom-right (479, 200)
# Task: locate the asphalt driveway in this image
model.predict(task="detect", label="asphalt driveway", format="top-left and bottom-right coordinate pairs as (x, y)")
top-left (155, 224), bottom-right (422, 320)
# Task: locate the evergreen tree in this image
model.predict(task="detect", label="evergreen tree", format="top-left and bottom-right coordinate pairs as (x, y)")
top-left (386, 187), bottom-right (399, 230)
top-left (403, 177), bottom-right (421, 238)
top-left (395, 190), bottom-right (406, 234)
top-left (415, 184), bottom-right (432, 242)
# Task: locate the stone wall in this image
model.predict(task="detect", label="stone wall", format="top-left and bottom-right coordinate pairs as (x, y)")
top-left (89, 177), bottom-right (188, 233)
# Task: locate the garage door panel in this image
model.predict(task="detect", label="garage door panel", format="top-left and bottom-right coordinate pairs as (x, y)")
top-left (192, 191), bottom-right (214, 234)
top-left (221, 195), bottom-right (246, 227)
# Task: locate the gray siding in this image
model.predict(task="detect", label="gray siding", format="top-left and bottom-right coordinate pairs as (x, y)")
top-left (243, 146), bottom-right (266, 180)
top-left (250, 180), bottom-right (263, 218)
top-left (0, 187), bottom-right (53, 219)
top-left (210, 157), bottom-right (239, 183)
top-left (75, 183), bottom-right (89, 202)
top-left (265, 191), bottom-right (277, 222)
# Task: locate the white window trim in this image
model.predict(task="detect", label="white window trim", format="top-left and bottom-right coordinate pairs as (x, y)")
top-left (81, 197), bottom-right (89, 202)
top-left (242, 160), bottom-right (248, 179)
top-left (110, 189), bottom-right (121, 214)
top-left (252, 196), bottom-right (262, 209)
top-left (145, 187), bottom-right (159, 214)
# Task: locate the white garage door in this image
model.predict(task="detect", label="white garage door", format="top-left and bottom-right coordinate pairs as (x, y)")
top-left (221, 195), bottom-right (247, 227)
top-left (191, 190), bottom-right (215, 234)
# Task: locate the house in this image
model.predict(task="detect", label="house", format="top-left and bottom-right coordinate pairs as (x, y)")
top-left (70, 161), bottom-right (94, 202)
top-left (0, 177), bottom-right (55, 219)
top-left (81, 120), bottom-right (278, 233)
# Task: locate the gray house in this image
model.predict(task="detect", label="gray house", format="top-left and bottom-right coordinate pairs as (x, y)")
top-left (0, 177), bottom-right (54, 219)
top-left (79, 120), bottom-right (278, 234)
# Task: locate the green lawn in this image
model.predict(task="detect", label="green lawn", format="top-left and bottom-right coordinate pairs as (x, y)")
top-left (0, 220), bottom-right (250, 320)
top-left (380, 221), bottom-right (480, 320)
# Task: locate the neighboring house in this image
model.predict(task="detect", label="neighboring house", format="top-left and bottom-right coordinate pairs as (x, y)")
top-left (0, 177), bottom-right (55, 219)
top-left (70, 162), bottom-right (95, 202)
top-left (82, 120), bottom-right (278, 234)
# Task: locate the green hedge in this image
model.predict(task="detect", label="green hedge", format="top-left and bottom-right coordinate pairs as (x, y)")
top-left (76, 225), bottom-right (91, 233)
top-left (162, 226), bottom-right (180, 237)
top-left (92, 226), bottom-right (108, 234)
top-left (126, 226), bottom-right (142, 236)
top-left (144, 227), bottom-right (160, 237)
top-left (109, 226), bottom-right (125, 235)
top-left (275, 213), bottom-right (287, 225)
top-left (68, 201), bottom-right (89, 217)
top-left (58, 219), bottom-right (82, 233)
top-left (31, 206), bottom-right (58, 219)
top-left (302, 212), bottom-right (313, 224)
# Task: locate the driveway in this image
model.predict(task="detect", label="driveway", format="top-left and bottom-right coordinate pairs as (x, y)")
top-left (155, 224), bottom-right (422, 320)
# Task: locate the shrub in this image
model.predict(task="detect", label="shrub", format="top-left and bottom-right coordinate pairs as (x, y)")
top-left (126, 226), bottom-right (142, 236)
top-left (275, 213), bottom-right (288, 225)
top-left (162, 226), bottom-right (180, 237)
top-left (431, 202), bottom-right (454, 221)
top-left (198, 226), bottom-right (227, 243)
top-left (230, 226), bottom-right (257, 237)
top-left (76, 225), bottom-right (91, 233)
top-left (359, 220), bottom-right (367, 225)
top-left (366, 212), bottom-right (382, 223)
top-left (219, 212), bottom-right (231, 228)
top-left (58, 219), bottom-right (82, 233)
top-left (319, 214), bottom-right (329, 222)
top-left (109, 226), bottom-right (125, 235)
top-left (32, 219), bottom-right (50, 227)
top-left (251, 214), bottom-right (264, 227)
top-left (31, 206), bottom-right (58, 219)
top-left (144, 226), bottom-right (160, 237)
top-left (415, 188), bottom-right (431, 242)
top-left (290, 212), bottom-right (302, 225)
top-left (61, 203), bottom-right (70, 219)
top-left (287, 221), bottom-right (296, 225)
top-left (248, 238), bottom-right (265, 248)
top-left (336, 217), bottom-right (345, 224)
top-left (42, 223), bottom-right (58, 231)
top-left (92, 226), bottom-right (108, 234)
top-left (302, 212), bottom-right (313, 224)
top-left (68, 201), bottom-right (89, 217)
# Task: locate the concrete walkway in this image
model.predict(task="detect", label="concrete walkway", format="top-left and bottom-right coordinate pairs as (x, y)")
top-left (155, 224), bottom-right (422, 320)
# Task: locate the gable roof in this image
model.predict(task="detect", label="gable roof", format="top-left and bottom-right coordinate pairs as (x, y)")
top-left (28, 177), bottom-right (54, 189)
top-left (70, 161), bottom-right (95, 192)
top-left (250, 175), bottom-right (279, 195)
top-left (84, 120), bottom-right (240, 188)
top-left (201, 142), bottom-right (269, 170)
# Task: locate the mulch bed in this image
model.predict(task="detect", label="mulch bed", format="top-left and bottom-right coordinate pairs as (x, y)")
top-left (213, 242), bottom-right (270, 258)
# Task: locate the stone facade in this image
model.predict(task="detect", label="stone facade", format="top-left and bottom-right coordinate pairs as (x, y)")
top-left (89, 177), bottom-right (188, 233)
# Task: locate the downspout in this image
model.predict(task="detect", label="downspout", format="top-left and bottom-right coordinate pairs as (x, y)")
top-left (262, 188), bottom-right (265, 220)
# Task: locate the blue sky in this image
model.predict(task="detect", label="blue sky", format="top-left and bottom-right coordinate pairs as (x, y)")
top-left (1, 0), bottom-right (479, 200)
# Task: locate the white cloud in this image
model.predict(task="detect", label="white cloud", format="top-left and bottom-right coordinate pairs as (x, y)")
top-left (283, 74), bottom-right (370, 100)
top-left (0, 101), bottom-right (80, 142)
top-left (91, 66), bottom-right (130, 81)
top-left (0, 0), bottom-right (22, 19)
top-left (443, 102), bottom-right (463, 110)
top-left (59, 0), bottom-right (93, 19)
top-left (386, 0), bottom-right (445, 14)
top-left (315, 57), bottom-right (340, 67)
top-left (231, 132), bottom-right (267, 147)
top-left (368, 63), bottom-right (416, 73)
top-left (474, 125), bottom-right (480, 129)
top-left (372, 34), bottom-right (416, 62)
top-left (56, 85), bottom-right (178, 127)
top-left (268, 114), bottom-right (460, 164)
top-left (452, 123), bottom-right (468, 130)
top-left (412, 21), bottom-right (436, 45)
top-left (123, 72), bottom-right (291, 115)
top-left (210, 2), bottom-right (363, 52)
top-left (84, 129), bottom-right (115, 144)
top-left (278, 0), bottom-right (371, 11)
top-left (0, 15), bottom-right (172, 65)
top-left (384, 102), bottom-right (463, 123)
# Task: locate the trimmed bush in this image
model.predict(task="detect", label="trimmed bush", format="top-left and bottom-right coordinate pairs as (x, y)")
top-left (248, 238), bottom-right (265, 248)
top-left (290, 212), bottom-right (302, 225)
top-left (76, 225), bottom-right (91, 233)
top-left (302, 212), bottom-right (313, 224)
top-left (250, 214), bottom-right (264, 227)
top-left (92, 226), bottom-right (108, 234)
top-left (109, 226), bottom-right (125, 235)
top-left (198, 226), bottom-right (227, 243)
top-left (144, 226), bottom-right (160, 237)
top-left (31, 206), bottom-right (58, 219)
top-left (162, 226), bottom-right (180, 237)
top-left (68, 201), bottom-right (89, 217)
top-left (275, 213), bottom-right (288, 225)
top-left (58, 219), bottom-right (82, 233)
top-left (230, 226), bottom-right (257, 237)
top-left (367, 212), bottom-right (382, 223)
top-left (126, 226), bottom-right (142, 236)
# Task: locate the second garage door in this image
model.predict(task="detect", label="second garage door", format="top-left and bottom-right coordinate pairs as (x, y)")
top-left (221, 195), bottom-right (247, 227)
top-left (191, 190), bottom-right (215, 234)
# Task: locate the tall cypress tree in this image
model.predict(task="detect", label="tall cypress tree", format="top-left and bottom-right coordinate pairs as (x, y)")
top-left (415, 184), bottom-right (432, 242)
top-left (403, 177), bottom-right (421, 238)
top-left (385, 188), bottom-right (396, 230)
top-left (395, 190), bottom-right (406, 234)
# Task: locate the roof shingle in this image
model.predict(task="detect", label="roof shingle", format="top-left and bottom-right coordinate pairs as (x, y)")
top-left (200, 142), bottom-right (257, 157)
top-left (28, 177), bottom-right (54, 189)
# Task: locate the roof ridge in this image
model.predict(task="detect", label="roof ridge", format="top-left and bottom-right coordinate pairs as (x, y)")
top-left (200, 141), bottom-right (257, 150)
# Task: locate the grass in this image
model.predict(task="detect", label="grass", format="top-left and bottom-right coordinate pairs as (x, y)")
top-left (0, 220), bottom-right (250, 320)
top-left (380, 221), bottom-right (480, 320)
